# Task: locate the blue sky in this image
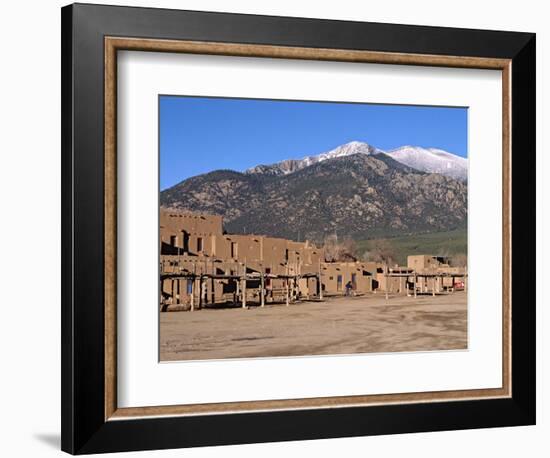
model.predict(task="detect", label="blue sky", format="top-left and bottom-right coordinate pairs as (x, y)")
top-left (160, 95), bottom-right (468, 190)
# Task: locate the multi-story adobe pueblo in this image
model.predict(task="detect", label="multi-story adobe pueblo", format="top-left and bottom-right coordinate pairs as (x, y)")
top-left (160, 210), bottom-right (467, 311)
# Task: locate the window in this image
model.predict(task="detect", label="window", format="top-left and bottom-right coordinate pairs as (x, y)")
top-left (197, 237), bottom-right (203, 252)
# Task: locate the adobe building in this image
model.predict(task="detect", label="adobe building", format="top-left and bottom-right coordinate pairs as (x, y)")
top-left (160, 211), bottom-right (223, 257)
top-left (408, 255), bottom-right (450, 271)
top-left (159, 210), bottom-right (467, 310)
top-left (375, 265), bottom-right (414, 294)
top-left (407, 254), bottom-right (467, 294)
top-left (368, 255), bottom-right (467, 296)
top-left (160, 210), bottom-right (327, 310)
top-left (320, 262), bottom-right (375, 295)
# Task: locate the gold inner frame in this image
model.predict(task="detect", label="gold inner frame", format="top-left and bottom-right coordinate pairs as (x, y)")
top-left (104, 37), bottom-right (512, 421)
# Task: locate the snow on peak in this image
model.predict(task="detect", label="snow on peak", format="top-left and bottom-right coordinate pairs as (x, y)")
top-left (304, 141), bottom-right (384, 164)
top-left (245, 141), bottom-right (467, 181)
top-left (245, 141), bottom-right (382, 176)
top-left (386, 145), bottom-right (468, 181)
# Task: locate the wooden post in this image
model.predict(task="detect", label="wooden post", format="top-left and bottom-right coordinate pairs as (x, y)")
top-left (318, 258), bottom-right (323, 300)
top-left (432, 277), bottom-right (436, 297)
top-left (190, 277), bottom-right (195, 311)
top-left (286, 279), bottom-right (290, 306)
top-left (242, 262), bottom-right (247, 309)
top-left (242, 277), bottom-right (247, 308)
top-left (285, 263), bottom-right (290, 306)
top-left (235, 276), bottom-right (239, 305)
top-left (193, 264), bottom-right (197, 309)
top-left (201, 274), bottom-right (202, 309)
top-left (203, 275), bottom-right (207, 306)
top-left (260, 269), bottom-right (265, 307)
top-left (204, 258), bottom-right (209, 304)
top-left (211, 277), bottom-right (215, 304)
top-left (168, 279), bottom-right (174, 304)
top-left (285, 278), bottom-right (290, 306)
top-left (385, 265), bottom-right (389, 300)
top-left (414, 273), bottom-right (417, 298)
top-left (180, 279), bottom-right (186, 305)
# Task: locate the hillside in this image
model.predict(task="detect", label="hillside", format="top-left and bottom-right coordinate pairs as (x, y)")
top-left (160, 153), bottom-right (467, 243)
top-left (356, 229), bottom-right (467, 266)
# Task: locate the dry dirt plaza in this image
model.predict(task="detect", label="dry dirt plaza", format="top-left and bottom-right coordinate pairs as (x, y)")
top-left (160, 291), bottom-right (467, 361)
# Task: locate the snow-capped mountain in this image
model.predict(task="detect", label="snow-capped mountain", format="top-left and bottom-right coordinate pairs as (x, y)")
top-left (386, 146), bottom-right (468, 181)
top-left (161, 152), bottom-right (467, 241)
top-left (245, 141), bottom-right (384, 176)
top-left (245, 140), bottom-right (467, 181)
top-left (310, 140), bottom-right (385, 162)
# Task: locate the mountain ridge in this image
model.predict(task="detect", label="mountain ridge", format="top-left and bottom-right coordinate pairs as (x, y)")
top-left (244, 140), bottom-right (467, 181)
top-left (161, 151), bottom-right (467, 242)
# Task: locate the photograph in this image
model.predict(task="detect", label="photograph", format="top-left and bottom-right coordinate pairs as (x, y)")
top-left (158, 96), bottom-right (469, 361)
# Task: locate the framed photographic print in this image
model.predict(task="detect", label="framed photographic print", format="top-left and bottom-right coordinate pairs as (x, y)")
top-left (61, 3), bottom-right (536, 454)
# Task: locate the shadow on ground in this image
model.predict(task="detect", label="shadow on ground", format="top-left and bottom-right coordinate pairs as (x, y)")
top-left (34, 433), bottom-right (60, 449)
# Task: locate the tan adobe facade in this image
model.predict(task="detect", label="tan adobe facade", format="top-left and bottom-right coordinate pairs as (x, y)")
top-left (160, 210), bottom-right (326, 310)
top-left (408, 255), bottom-right (450, 271)
top-left (320, 262), bottom-right (375, 295)
top-left (160, 211), bottom-right (322, 271)
top-left (159, 210), bottom-right (467, 310)
top-left (407, 254), bottom-right (467, 294)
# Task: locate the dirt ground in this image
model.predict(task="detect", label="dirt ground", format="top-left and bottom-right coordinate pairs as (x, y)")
top-left (160, 291), bottom-right (467, 361)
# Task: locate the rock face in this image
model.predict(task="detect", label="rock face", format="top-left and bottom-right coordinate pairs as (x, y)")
top-left (160, 152), bottom-right (467, 242)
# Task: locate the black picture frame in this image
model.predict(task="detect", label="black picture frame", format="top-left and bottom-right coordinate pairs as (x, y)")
top-left (61, 3), bottom-right (535, 454)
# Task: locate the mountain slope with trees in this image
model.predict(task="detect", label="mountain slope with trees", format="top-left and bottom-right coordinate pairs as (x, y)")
top-left (160, 152), bottom-right (467, 243)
